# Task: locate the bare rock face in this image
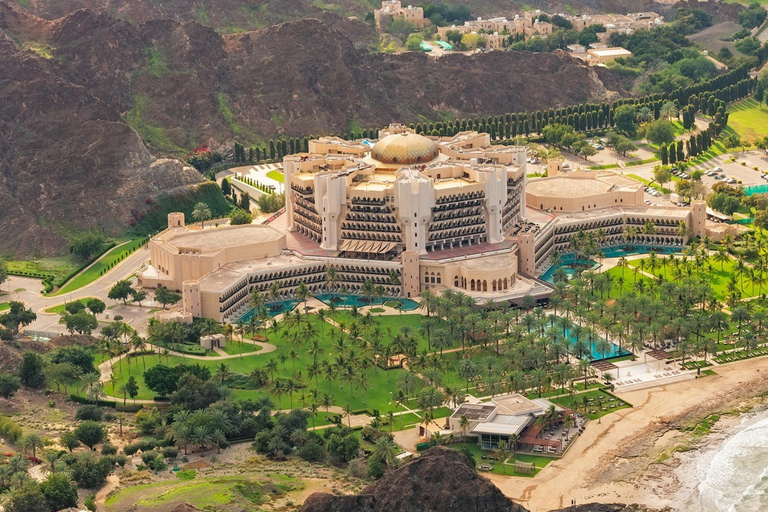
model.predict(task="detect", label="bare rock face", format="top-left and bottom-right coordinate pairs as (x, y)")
top-left (300, 447), bottom-right (530, 512)
top-left (0, 5), bottom-right (202, 257)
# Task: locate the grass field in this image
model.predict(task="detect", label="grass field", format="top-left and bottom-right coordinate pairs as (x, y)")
top-left (266, 170), bottom-right (284, 183)
top-left (44, 298), bottom-right (94, 315)
top-left (6, 257), bottom-right (81, 283)
top-left (104, 474), bottom-right (304, 512)
top-left (550, 389), bottom-right (631, 420)
top-left (448, 442), bottom-right (552, 477)
top-left (626, 174), bottom-right (671, 194)
top-left (604, 266), bottom-right (655, 299)
top-left (727, 98), bottom-right (768, 144)
top-left (0, 303), bottom-right (9, 312)
top-left (55, 237), bottom-right (146, 295)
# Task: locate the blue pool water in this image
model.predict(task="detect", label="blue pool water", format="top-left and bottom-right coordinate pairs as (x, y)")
top-left (540, 245), bottom-right (682, 284)
top-left (563, 326), bottom-right (630, 361)
top-left (235, 299), bottom-right (298, 323)
top-left (315, 293), bottom-right (420, 311)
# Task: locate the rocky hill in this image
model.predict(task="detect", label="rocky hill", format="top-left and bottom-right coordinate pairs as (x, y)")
top-left (0, 1), bottom-right (633, 256)
top-left (299, 447), bottom-right (663, 512)
top-left (300, 447), bottom-right (530, 512)
top-left (10, 0), bottom-right (739, 34)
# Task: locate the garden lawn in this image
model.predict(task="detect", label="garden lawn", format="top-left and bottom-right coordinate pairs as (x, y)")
top-left (55, 237), bottom-right (147, 295)
top-left (0, 303), bottom-right (9, 312)
top-left (331, 311), bottom-right (440, 353)
top-left (104, 474), bottom-right (303, 511)
top-left (266, 170), bottom-right (284, 183)
top-left (6, 257), bottom-right (81, 283)
top-left (727, 98), bottom-right (768, 144)
top-left (220, 339), bottom-right (263, 355)
top-left (448, 442), bottom-right (552, 477)
top-left (44, 298), bottom-right (93, 314)
top-left (605, 265), bottom-right (654, 299)
top-left (627, 254), bottom-right (765, 300)
top-left (549, 389), bottom-right (630, 420)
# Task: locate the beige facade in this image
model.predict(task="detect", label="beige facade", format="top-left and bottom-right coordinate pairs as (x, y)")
top-left (526, 171), bottom-right (643, 212)
top-left (586, 47), bottom-right (632, 65)
top-left (374, 0), bottom-right (429, 31)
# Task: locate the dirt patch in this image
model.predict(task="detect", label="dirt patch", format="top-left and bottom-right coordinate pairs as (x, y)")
top-left (688, 21), bottom-right (742, 56)
top-left (181, 461), bottom-right (211, 470)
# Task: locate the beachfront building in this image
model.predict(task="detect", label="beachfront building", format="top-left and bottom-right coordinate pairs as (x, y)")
top-left (137, 124), bottom-right (715, 322)
top-left (374, 0), bottom-right (430, 31)
top-left (449, 394), bottom-right (565, 451)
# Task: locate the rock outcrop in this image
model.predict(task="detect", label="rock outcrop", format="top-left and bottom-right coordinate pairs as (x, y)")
top-left (300, 447), bottom-right (530, 512)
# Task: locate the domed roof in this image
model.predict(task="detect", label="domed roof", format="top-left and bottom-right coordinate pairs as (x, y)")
top-left (370, 132), bottom-right (439, 165)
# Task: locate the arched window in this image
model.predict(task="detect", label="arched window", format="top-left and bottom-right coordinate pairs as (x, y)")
top-left (471, 279), bottom-right (476, 291)
top-left (482, 280), bottom-right (488, 292)
top-left (431, 272), bottom-right (435, 284)
top-left (492, 280), bottom-right (497, 292)
top-left (436, 272), bottom-right (441, 284)
top-left (503, 277), bottom-right (508, 289)
top-left (454, 276), bottom-right (459, 287)
top-left (424, 272), bottom-right (430, 283)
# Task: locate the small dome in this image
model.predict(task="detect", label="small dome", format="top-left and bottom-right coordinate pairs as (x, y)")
top-left (371, 132), bottom-right (439, 165)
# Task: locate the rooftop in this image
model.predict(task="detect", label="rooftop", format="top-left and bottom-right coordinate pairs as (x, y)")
top-left (526, 172), bottom-right (641, 199)
top-left (162, 225), bottom-right (284, 253)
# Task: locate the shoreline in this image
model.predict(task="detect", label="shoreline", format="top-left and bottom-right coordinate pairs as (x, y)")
top-left (485, 356), bottom-right (768, 512)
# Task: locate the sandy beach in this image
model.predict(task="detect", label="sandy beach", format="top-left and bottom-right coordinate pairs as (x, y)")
top-left (485, 357), bottom-right (768, 512)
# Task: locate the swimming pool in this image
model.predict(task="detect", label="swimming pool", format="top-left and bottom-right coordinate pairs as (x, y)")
top-left (540, 245), bottom-right (683, 284)
top-left (315, 293), bottom-right (420, 311)
top-left (235, 299), bottom-right (298, 323)
top-left (563, 325), bottom-right (630, 361)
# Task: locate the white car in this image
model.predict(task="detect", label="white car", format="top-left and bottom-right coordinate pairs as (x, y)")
top-left (713, 167), bottom-right (722, 172)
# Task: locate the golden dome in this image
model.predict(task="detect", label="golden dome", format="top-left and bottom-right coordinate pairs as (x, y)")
top-left (370, 132), bottom-right (439, 165)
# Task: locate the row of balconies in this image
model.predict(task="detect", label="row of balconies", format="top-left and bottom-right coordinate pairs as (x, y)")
top-left (341, 223), bottom-right (402, 233)
top-left (295, 216), bottom-right (322, 235)
top-left (294, 204), bottom-right (322, 224)
top-left (428, 216), bottom-right (485, 232)
top-left (435, 191), bottom-right (484, 204)
top-left (341, 232), bottom-right (401, 242)
top-left (344, 213), bottom-right (398, 224)
top-left (348, 204), bottom-right (393, 214)
top-left (428, 225), bottom-right (485, 241)
top-left (291, 183), bottom-right (313, 196)
top-left (433, 199), bottom-right (483, 212)
top-left (432, 207), bottom-right (483, 222)
top-left (295, 196), bottom-right (319, 211)
top-left (351, 196), bottom-right (386, 206)
top-left (246, 266), bottom-right (326, 285)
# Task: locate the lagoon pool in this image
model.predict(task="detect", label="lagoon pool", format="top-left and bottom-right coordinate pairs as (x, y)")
top-left (315, 293), bottom-right (420, 311)
top-left (563, 326), bottom-right (630, 361)
top-left (235, 299), bottom-right (298, 323)
top-left (540, 245), bottom-right (683, 284)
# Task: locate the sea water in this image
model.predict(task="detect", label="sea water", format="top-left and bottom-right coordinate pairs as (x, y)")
top-left (685, 410), bottom-right (768, 511)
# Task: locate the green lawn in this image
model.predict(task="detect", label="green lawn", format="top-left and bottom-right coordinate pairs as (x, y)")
top-left (104, 474), bottom-right (304, 511)
top-left (331, 312), bottom-right (438, 353)
top-left (448, 442), bottom-right (552, 477)
top-left (219, 339), bottom-right (263, 356)
top-left (604, 265), bottom-right (654, 299)
top-left (94, 315), bottom-right (414, 413)
top-left (727, 98), bottom-right (768, 144)
top-left (44, 298), bottom-right (93, 315)
top-left (587, 163), bottom-right (619, 170)
top-left (626, 254), bottom-right (765, 300)
top-left (6, 257), bottom-right (81, 283)
top-left (0, 303), bottom-right (9, 312)
top-left (266, 170), bottom-right (284, 183)
top-left (549, 389), bottom-right (630, 420)
top-left (55, 238), bottom-right (147, 295)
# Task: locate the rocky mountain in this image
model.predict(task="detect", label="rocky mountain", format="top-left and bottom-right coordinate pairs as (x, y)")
top-left (10, 0), bottom-right (737, 34)
top-left (300, 447), bottom-right (530, 512)
top-left (299, 447), bottom-right (663, 512)
top-left (0, 0), bottom-right (633, 256)
top-left (0, 4), bottom-right (202, 257)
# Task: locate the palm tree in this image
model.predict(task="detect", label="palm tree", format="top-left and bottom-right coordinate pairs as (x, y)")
top-left (372, 437), bottom-right (399, 467)
top-left (342, 403), bottom-right (353, 427)
top-left (459, 415), bottom-right (470, 442)
top-left (21, 434), bottom-right (44, 459)
top-left (192, 202), bottom-right (212, 228)
top-left (495, 440), bottom-right (510, 473)
top-left (192, 425), bottom-right (212, 453)
top-left (215, 363), bottom-right (232, 385)
top-left (173, 423), bottom-right (192, 454)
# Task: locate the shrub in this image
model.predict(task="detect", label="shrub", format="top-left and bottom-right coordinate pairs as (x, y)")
top-left (123, 443), bottom-right (140, 456)
top-left (161, 446), bottom-right (179, 459)
top-left (297, 442), bottom-right (325, 462)
top-left (101, 443), bottom-right (117, 455)
top-left (84, 494), bottom-right (97, 512)
top-left (75, 405), bottom-right (104, 422)
top-left (177, 469), bottom-right (196, 480)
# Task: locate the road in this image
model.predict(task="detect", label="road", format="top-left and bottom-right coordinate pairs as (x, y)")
top-left (4, 246), bottom-right (153, 336)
